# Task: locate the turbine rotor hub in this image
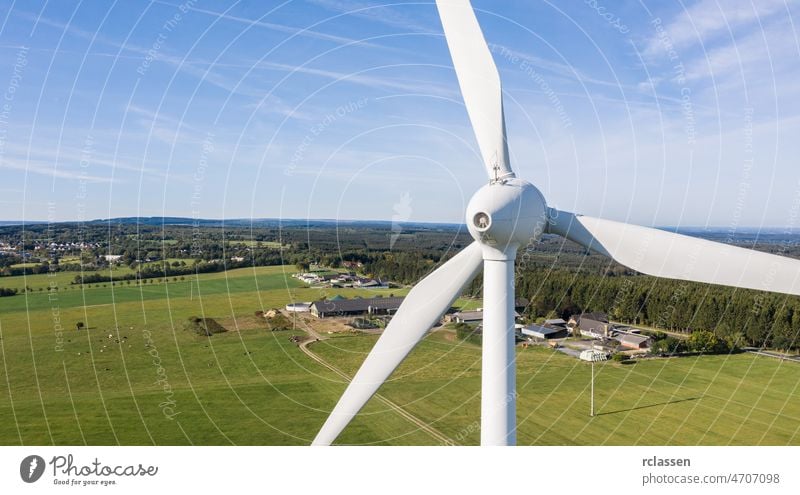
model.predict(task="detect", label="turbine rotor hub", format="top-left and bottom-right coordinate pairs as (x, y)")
top-left (466, 178), bottom-right (548, 258)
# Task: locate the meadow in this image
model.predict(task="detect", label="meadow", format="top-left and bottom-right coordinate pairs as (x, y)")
top-left (0, 265), bottom-right (798, 445)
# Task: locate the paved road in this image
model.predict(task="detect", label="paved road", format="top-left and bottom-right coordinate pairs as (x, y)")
top-left (297, 332), bottom-right (456, 445)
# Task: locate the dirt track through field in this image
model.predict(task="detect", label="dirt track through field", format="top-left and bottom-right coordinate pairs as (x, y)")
top-left (298, 334), bottom-right (456, 446)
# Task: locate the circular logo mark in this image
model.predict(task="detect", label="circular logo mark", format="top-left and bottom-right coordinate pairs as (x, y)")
top-left (20, 455), bottom-right (45, 483)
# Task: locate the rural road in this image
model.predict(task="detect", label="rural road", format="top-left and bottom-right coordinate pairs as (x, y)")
top-left (745, 348), bottom-right (800, 363)
top-left (296, 326), bottom-right (456, 445)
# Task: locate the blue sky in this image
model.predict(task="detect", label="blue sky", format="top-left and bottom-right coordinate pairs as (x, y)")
top-left (0, 0), bottom-right (799, 228)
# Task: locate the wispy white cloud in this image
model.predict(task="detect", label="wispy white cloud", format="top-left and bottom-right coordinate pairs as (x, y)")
top-left (683, 16), bottom-right (798, 82)
top-left (305, 0), bottom-right (435, 33)
top-left (0, 157), bottom-right (116, 183)
top-left (17, 11), bottom-right (267, 97)
top-left (2, 141), bottom-right (166, 179)
top-left (125, 104), bottom-right (207, 145)
top-left (643, 0), bottom-right (791, 55)
top-left (489, 44), bottom-right (701, 111)
top-left (255, 60), bottom-right (459, 97)
top-left (149, 0), bottom-right (394, 49)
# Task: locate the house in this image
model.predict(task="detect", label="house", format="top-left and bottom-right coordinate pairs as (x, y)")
top-left (230, 256), bottom-right (245, 262)
top-left (568, 311), bottom-right (608, 326)
top-left (571, 312), bottom-right (613, 338)
top-left (310, 297), bottom-right (404, 318)
top-left (616, 333), bottom-right (651, 350)
top-left (450, 310), bottom-right (484, 326)
top-left (520, 324), bottom-right (568, 340)
top-left (102, 254), bottom-right (122, 262)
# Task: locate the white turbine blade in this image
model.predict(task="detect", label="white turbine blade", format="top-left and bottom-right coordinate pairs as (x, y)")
top-left (436, 0), bottom-right (513, 180)
top-left (547, 208), bottom-right (800, 296)
top-left (312, 241), bottom-right (484, 445)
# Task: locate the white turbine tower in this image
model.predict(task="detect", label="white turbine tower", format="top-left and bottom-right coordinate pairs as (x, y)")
top-left (313, 0), bottom-right (800, 446)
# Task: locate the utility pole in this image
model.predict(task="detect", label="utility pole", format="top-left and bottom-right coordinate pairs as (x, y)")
top-left (590, 339), bottom-right (596, 417)
top-left (590, 357), bottom-right (595, 417)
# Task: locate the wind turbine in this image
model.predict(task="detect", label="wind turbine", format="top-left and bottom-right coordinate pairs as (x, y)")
top-left (313, 0), bottom-right (800, 446)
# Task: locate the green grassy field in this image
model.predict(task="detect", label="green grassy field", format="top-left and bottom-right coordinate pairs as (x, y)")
top-left (0, 265), bottom-right (798, 445)
top-left (230, 240), bottom-right (283, 248)
top-left (0, 266), bottom-right (137, 291)
top-left (314, 335), bottom-right (800, 445)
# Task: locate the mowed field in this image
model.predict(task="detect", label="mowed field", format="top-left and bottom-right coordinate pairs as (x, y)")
top-left (0, 265), bottom-right (799, 445)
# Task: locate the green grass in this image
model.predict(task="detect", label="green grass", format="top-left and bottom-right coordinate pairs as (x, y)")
top-left (230, 240), bottom-right (282, 248)
top-left (0, 264), bottom-right (798, 445)
top-left (0, 266), bottom-right (137, 291)
top-left (312, 335), bottom-right (800, 445)
top-left (10, 263), bottom-right (41, 269)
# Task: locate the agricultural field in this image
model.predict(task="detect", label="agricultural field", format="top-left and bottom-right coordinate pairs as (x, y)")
top-left (315, 335), bottom-right (800, 445)
top-left (230, 240), bottom-right (283, 248)
top-left (0, 266), bottom-right (139, 291)
top-left (0, 264), bottom-right (798, 445)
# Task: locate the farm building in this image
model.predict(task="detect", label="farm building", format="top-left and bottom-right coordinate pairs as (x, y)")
top-left (354, 278), bottom-right (384, 288)
top-left (310, 297), bottom-right (404, 318)
top-left (450, 310), bottom-right (484, 326)
top-left (285, 302), bottom-right (311, 313)
top-left (520, 324), bottom-right (568, 340)
top-left (448, 309), bottom-right (521, 327)
top-left (544, 318), bottom-right (567, 328)
top-left (616, 333), bottom-right (651, 349)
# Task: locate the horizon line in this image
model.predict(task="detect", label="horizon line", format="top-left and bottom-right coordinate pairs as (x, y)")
top-left (1, 216), bottom-right (800, 232)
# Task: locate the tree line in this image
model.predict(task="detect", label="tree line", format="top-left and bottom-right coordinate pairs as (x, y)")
top-left (515, 267), bottom-right (800, 351)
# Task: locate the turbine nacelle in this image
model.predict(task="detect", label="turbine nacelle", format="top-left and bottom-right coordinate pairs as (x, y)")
top-left (466, 178), bottom-right (548, 259)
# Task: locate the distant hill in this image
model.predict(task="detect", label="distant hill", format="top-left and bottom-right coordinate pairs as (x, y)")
top-left (0, 221), bottom-right (48, 226)
top-left (0, 217), bottom-right (464, 231)
top-left (1, 217), bottom-right (798, 242)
